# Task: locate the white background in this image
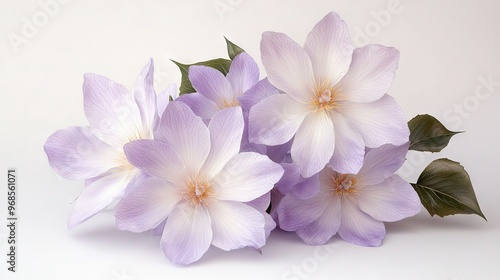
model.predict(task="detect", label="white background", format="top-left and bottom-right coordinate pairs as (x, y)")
top-left (1, 0), bottom-right (499, 279)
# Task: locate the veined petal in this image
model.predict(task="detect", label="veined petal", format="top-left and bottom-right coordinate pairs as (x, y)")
top-left (115, 177), bottom-right (183, 233)
top-left (134, 58), bottom-right (158, 134)
top-left (154, 101), bottom-right (210, 175)
top-left (83, 73), bottom-right (144, 147)
top-left (124, 139), bottom-right (185, 184)
top-left (226, 52), bottom-right (260, 96)
top-left (209, 200), bottom-right (266, 251)
top-left (296, 198), bottom-right (341, 245)
top-left (291, 174), bottom-right (320, 200)
top-left (328, 113), bottom-right (365, 174)
top-left (339, 95), bottom-right (409, 148)
top-left (189, 65), bottom-right (235, 109)
top-left (338, 198), bottom-right (385, 246)
top-left (68, 169), bottom-right (137, 229)
top-left (203, 107), bottom-right (244, 179)
top-left (151, 219), bottom-right (166, 236)
top-left (274, 163), bottom-right (301, 195)
top-left (212, 152), bottom-right (283, 202)
top-left (245, 192), bottom-right (271, 213)
top-left (44, 126), bottom-right (121, 180)
top-left (336, 45), bottom-right (399, 103)
top-left (304, 12), bottom-right (352, 87)
top-left (176, 92), bottom-right (219, 123)
top-left (291, 111), bottom-right (335, 178)
top-left (157, 84), bottom-right (177, 119)
top-left (261, 31), bottom-right (315, 103)
top-left (238, 78), bottom-right (279, 117)
top-left (249, 94), bottom-right (309, 146)
top-left (161, 203), bottom-right (212, 265)
top-left (358, 143), bottom-right (410, 185)
top-left (277, 192), bottom-right (329, 231)
top-left (357, 175), bottom-right (421, 222)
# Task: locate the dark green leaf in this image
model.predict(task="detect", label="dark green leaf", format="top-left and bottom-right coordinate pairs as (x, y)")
top-left (224, 37), bottom-right (245, 60)
top-left (171, 58), bottom-right (232, 95)
top-left (408, 114), bottom-right (462, 152)
top-left (411, 158), bottom-right (486, 220)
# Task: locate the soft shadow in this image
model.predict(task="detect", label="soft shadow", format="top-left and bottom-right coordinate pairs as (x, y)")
top-left (386, 212), bottom-right (490, 234)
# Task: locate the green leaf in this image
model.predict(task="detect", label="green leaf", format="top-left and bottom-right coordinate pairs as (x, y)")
top-left (408, 114), bottom-right (462, 152)
top-left (411, 158), bottom-right (486, 220)
top-left (171, 58), bottom-right (232, 95)
top-left (224, 37), bottom-right (245, 60)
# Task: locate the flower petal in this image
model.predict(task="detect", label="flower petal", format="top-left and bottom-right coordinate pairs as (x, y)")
top-left (304, 12), bottom-right (352, 87)
top-left (296, 198), bottom-right (341, 245)
top-left (157, 83), bottom-right (177, 118)
top-left (249, 94), bottom-right (309, 146)
top-left (277, 192), bottom-right (329, 231)
top-left (68, 169), bottom-right (137, 229)
top-left (176, 92), bottom-right (219, 123)
top-left (115, 177), bottom-right (183, 233)
top-left (210, 200), bottom-right (266, 251)
top-left (83, 73), bottom-right (143, 147)
top-left (44, 126), bottom-right (121, 180)
top-left (124, 139), bottom-right (185, 184)
top-left (328, 113), bottom-right (365, 174)
top-left (291, 111), bottom-right (335, 178)
top-left (336, 45), bottom-right (399, 103)
top-left (338, 198), bottom-right (386, 246)
top-left (357, 175), bottom-right (421, 222)
top-left (291, 174), bottom-right (320, 200)
top-left (151, 219), bottom-right (166, 236)
top-left (161, 203), bottom-right (212, 265)
top-left (189, 65), bottom-right (234, 108)
top-left (226, 52), bottom-right (260, 96)
top-left (238, 78), bottom-right (279, 116)
top-left (203, 107), bottom-right (244, 178)
top-left (245, 193), bottom-right (276, 241)
top-left (134, 58), bottom-right (158, 134)
top-left (358, 143), bottom-right (410, 185)
top-left (274, 163), bottom-right (301, 195)
top-left (261, 31), bottom-right (315, 103)
top-left (154, 101), bottom-right (210, 175)
top-left (212, 152), bottom-right (283, 202)
top-left (339, 95), bottom-right (410, 148)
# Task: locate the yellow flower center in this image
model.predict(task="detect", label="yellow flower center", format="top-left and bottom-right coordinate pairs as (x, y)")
top-left (182, 176), bottom-right (214, 206)
top-left (312, 85), bottom-right (340, 112)
top-left (331, 173), bottom-right (359, 198)
top-left (221, 99), bottom-right (240, 109)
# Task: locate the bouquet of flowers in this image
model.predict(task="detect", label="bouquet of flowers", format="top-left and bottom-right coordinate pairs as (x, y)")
top-left (44, 12), bottom-right (485, 265)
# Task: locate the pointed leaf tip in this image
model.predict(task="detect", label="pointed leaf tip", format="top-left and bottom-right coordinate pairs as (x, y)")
top-left (224, 37), bottom-right (245, 60)
top-left (408, 114), bottom-right (462, 152)
top-left (411, 158), bottom-right (486, 220)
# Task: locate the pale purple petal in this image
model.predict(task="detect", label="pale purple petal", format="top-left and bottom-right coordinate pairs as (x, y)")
top-left (124, 139), bottom-right (185, 184)
top-left (261, 31), bottom-right (316, 103)
top-left (189, 65), bottom-right (235, 108)
top-left (209, 200), bottom-right (266, 251)
top-left (266, 139), bottom-right (292, 163)
top-left (154, 101), bottom-right (210, 175)
top-left (123, 170), bottom-right (149, 196)
top-left (203, 107), bottom-right (244, 178)
top-left (291, 111), bottom-right (335, 178)
top-left (357, 175), bottom-right (421, 222)
top-left (274, 163), bottom-right (301, 195)
top-left (296, 198), bottom-right (341, 245)
top-left (44, 126), bottom-right (121, 180)
top-left (336, 45), bottom-right (399, 103)
top-left (291, 174), bottom-right (320, 200)
top-left (212, 152), bottom-right (283, 202)
top-left (245, 193), bottom-right (275, 240)
top-left (68, 169), bottom-right (137, 229)
top-left (226, 52), bottom-right (259, 95)
top-left (339, 95), bottom-right (409, 147)
top-left (134, 58), bottom-right (158, 134)
top-left (277, 193), bottom-right (329, 231)
top-left (157, 83), bottom-right (177, 118)
top-left (151, 219), bottom-right (166, 236)
top-left (263, 213), bottom-right (277, 239)
top-left (176, 92), bottom-right (219, 123)
top-left (358, 143), bottom-right (409, 185)
top-left (115, 177), bottom-right (183, 233)
top-left (238, 78), bottom-right (279, 116)
top-left (249, 94), bottom-right (309, 146)
top-left (83, 73), bottom-right (144, 147)
top-left (160, 203), bottom-right (212, 265)
top-left (338, 198), bottom-right (386, 246)
top-left (304, 12), bottom-right (352, 87)
top-left (328, 113), bottom-right (365, 174)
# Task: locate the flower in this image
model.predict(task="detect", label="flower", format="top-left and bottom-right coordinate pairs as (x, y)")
top-left (177, 52), bottom-right (259, 124)
top-left (44, 59), bottom-right (161, 228)
top-left (276, 143), bottom-right (421, 246)
top-left (249, 12), bottom-right (409, 178)
top-left (115, 101), bottom-right (284, 265)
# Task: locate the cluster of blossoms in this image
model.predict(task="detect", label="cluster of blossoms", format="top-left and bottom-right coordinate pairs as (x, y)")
top-left (44, 12), bottom-right (421, 265)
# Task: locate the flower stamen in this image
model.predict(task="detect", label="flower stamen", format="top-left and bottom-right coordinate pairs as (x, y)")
top-left (182, 176), bottom-right (213, 206)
